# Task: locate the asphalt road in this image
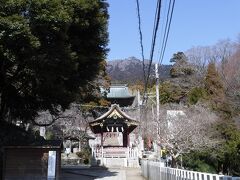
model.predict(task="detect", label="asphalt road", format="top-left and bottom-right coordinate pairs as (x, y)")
top-left (61, 166), bottom-right (145, 180)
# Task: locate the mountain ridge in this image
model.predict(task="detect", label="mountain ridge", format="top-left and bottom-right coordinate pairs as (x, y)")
top-left (106, 57), bottom-right (171, 83)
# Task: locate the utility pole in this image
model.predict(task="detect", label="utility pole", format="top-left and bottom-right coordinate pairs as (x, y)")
top-left (137, 89), bottom-right (142, 134)
top-left (155, 63), bottom-right (160, 133)
top-left (155, 63), bottom-right (162, 175)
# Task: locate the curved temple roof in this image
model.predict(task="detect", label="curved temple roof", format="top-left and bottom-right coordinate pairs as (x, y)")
top-left (89, 104), bottom-right (139, 134)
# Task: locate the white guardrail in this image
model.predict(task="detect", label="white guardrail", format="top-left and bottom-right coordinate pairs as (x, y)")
top-left (141, 160), bottom-right (240, 180)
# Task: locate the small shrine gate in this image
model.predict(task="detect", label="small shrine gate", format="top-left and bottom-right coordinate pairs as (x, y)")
top-left (89, 104), bottom-right (139, 167)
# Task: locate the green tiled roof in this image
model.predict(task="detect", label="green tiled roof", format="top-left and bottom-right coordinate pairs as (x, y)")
top-left (101, 85), bottom-right (134, 98)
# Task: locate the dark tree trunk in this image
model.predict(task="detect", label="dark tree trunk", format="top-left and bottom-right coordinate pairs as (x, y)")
top-left (171, 156), bottom-right (177, 168)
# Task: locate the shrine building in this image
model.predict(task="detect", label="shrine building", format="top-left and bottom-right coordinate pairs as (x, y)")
top-left (101, 84), bottom-right (135, 107)
top-left (89, 85), bottom-right (140, 167)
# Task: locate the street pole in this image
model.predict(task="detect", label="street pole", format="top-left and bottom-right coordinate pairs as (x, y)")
top-left (155, 63), bottom-right (160, 133)
top-left (155, 63), bottom-right (161, 178)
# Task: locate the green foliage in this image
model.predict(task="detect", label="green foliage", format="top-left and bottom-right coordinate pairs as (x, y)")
top-left (160, 53), bottom-right (240, 175)
top-left (45, 131), bottom-right (55, 140)
top-left (83, 158), bottom-right (89, 164)
top-left (0, 0), bottom-right (109, 123)
top-left (170, 52), bottom-right (195, 78)
top-left (170, 52), bottom-right (188, 63)
top-left (204, 62), bottom-right (233, 118)
top-left (182, 151), bottom-right (217, 173)
top-left (159, 51), bottom-right (197, 105)
top-left (183, 124), bottom-right (240, 176)
top-left (217, 123), bottom-right (240, 175)
top-left (187, 87), bottom-right (207, 105)
top-left (76, 148), bottom-right (91, 164)
top-left (204, 63), bottom-right (224, 98)
top-left (0, 121), bottom-right (43, 147)
top-left (159, 81), bottom-right (185, 104)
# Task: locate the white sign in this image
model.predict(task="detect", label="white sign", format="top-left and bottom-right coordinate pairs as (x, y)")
top-left (40, 127), bottom-right (46, 138)
top-left (47, 151), bottom-right (56, 179)
top-left (65, 148), bottom-right (71, 154)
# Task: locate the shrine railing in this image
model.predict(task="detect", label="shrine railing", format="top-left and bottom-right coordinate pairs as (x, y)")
top-left (128, 147), bottom-right (138, 159)
top-left (92, 147), bottom-right (138, 159)
top-left (103, 147), bottom-right (127, 158)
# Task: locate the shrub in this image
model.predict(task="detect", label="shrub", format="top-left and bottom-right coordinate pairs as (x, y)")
top-left (160, 82), bottom-right (184, 104)
top-left (76, 148), bottom-right (91, 164)
top-left (83, 159), bottom-right (89, 164)
top-left (187, 87), bottom-right (207, 105)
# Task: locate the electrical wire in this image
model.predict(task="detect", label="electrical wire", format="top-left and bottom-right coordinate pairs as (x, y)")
top-left (134, 0), bottom-right (176, 105)
top-left (158, 0), bottom-right (172, 64)
top-left (136, 0), bottom-right (146, 85)
top-left (158, 0), bottom-right (176, 65)
top-left (143, 0), bottom-right (162, 104)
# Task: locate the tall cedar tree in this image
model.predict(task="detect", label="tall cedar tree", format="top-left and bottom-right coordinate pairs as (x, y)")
top-left (0, 0), bottom-right (109, 123)
top-left (204, 63), bottom-right (225, 102)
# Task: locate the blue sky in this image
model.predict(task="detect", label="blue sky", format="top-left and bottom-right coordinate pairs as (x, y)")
top-left (107, 0), bottom-right (240, 64)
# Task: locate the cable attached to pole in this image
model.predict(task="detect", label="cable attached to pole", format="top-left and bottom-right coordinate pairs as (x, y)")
top-left (143, 0), bottom-right (162, 105)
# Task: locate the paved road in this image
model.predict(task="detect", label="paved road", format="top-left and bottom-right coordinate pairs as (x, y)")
top-left (61, 166), bottom-right (146, 180)
top-left (126, 168), bottom-right (146, 180)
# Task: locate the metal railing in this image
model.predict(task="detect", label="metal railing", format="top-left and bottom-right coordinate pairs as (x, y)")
top-left (141, 160), bottom-right (240, 180)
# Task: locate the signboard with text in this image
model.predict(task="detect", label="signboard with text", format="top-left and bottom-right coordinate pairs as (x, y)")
top-left (103, 132), bottom-right (123, 146)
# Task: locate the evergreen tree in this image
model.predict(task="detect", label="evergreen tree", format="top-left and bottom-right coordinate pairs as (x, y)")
top-left (170, 52), bottom-right (195, 77)
top-left (0, 0), bottom-right (109, 123)
top-left (160, 52), bottom-right (197, 104)
top-left (204, 63), bottom-right (225, 99)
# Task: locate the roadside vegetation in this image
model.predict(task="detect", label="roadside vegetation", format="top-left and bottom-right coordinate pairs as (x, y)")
top-left (141, 37), bottom-right (240, 175)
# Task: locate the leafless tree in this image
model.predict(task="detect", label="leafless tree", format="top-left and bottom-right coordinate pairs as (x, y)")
top-left (185, 39), bottom-right (237, 78)
top-left (34, 103), bottom-right (96, 150)
top-left (153, 104), bottom-right (219, 167)
top-left (185, 45), bottom-right (211, 76)
top-left (222, 47), bottom-right (240, 95)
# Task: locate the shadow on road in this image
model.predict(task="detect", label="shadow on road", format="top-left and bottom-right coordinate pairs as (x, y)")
top-left (60, 166), bottom-right (119, 180)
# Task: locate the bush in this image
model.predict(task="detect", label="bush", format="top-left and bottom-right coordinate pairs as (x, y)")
top-left (45, 131), bottom-right (55, 140)
top-left (182, 151), bottom-right (217, 173)
top-left (160, 81), bottom-right (184, 104)
top-left (76, 148), bottom-right (91, 164)
top-left (83, 159), bottom-right (89, 164)
top-left (187, 87), bottom-right (207, 105)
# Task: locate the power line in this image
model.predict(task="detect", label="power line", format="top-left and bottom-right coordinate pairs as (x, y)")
top-left (136, 0), bottom-right (146, 85)
top-left (157, 0), bottom-right (169, 59)
top-left (143, 0), bottom-right (162, 104)
top-left (158, 0), bottom-right (176, 65)
top-left (158, 0), bottom-right (172, 64)
top-left (134, 0), bottom-right (176, 105)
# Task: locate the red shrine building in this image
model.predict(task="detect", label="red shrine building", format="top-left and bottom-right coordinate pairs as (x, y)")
top-left (89, 85), bottom-right (140, 167)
